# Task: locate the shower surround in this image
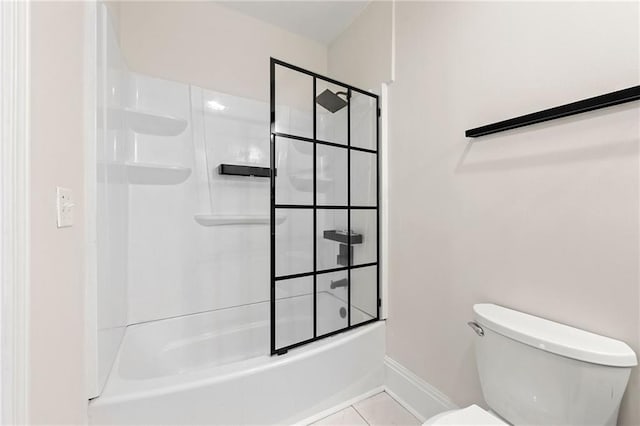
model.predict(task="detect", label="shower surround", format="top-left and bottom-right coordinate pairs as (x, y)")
top-left (88, 4), bottom-right (383, 424)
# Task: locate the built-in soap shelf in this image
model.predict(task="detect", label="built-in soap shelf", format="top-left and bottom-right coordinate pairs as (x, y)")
top-left (289, 174), bottom-right (332, 192)
top-left (194, 214), bottom-right (286, 226)
top-left (119, 108), bottom-right (188, 136)
top-left (124, 162), bottom-right (192, 185)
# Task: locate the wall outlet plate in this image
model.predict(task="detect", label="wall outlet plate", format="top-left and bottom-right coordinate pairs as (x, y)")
top-left (56, 187), bottom-right (73, 228)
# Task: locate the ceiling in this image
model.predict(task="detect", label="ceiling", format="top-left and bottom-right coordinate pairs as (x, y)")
top-left (219, 1), bottom-right (370, 45)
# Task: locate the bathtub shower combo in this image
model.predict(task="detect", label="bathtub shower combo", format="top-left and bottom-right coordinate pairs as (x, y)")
top-left (269, 59), bottom-right (380, 355)
top-left (88, 6), bottom-right (383, 425)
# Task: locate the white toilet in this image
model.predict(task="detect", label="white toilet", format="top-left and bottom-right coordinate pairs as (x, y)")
top-left (425, 303), bottom-right (637, 425)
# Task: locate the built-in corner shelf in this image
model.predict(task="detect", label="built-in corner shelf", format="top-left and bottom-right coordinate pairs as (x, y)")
top-left (290, 174), bottom-right (332, 192)
top-left (194, 214), bottom-right (286, 226)
top-left (125, 162), bottom-right (192, 185)
top-left (122, 108), bottom-right (188, 136)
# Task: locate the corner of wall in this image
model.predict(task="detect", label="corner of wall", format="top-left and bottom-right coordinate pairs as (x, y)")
top-left (327, 1), bottom-right (394, 91)
top-left (384, 356), bottom-right (457, 422)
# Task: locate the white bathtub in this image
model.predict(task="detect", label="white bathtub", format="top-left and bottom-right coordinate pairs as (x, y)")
top-left (89, 294), bottom-right (385, 425)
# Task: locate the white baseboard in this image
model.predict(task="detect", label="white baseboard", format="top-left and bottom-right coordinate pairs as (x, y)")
top-left (300, 357), bottom-right (458, 425)
top-left (384, 356), bottom-right (458, 422)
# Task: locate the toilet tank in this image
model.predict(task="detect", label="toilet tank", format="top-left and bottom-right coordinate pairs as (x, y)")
top-left (472, 304), bottom-right (637, 426)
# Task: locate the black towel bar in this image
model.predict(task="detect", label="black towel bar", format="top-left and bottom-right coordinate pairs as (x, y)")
top-left (466, 85), bottom-right (640, 138)
top-left (218, 164), bottom-right (273, 178)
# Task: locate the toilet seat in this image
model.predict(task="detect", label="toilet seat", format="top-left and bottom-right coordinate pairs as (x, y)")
top-left (423, 405), bottom-right (507, 426)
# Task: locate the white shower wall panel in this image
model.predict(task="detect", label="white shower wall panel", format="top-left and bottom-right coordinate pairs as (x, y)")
top-left (199, 89), bottom-right (271, 215)
top-left (94, 3), bottom-right (129, 395)
top-left (126, 74), bottom-right (198, 324)
top-left (127, 73), bottom-right (194, 165)
top-left (126, 77), bottom-right (274, 325)
top-left (128, 215), bottom-right (270, 324)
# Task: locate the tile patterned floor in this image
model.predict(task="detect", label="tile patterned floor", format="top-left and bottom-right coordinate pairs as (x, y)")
top-left (311, 392), bottom-right (421, 426)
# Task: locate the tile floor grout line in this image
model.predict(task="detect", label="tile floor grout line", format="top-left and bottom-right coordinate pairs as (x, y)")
top-left (351, 403), bottom-right (372, 425)
top-left (381, 391), bottom-right (421, 423)
top-left (309, 391), bottom-right (421, 426)
top-left (310, 409), bottom-right (346, 426)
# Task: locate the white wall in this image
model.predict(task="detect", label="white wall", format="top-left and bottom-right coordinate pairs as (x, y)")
top-left (328, 1), bottom-right (393, 92)
top-left (387, 2), bottom-right (639, 424)
top-left (327, 0), bottom-right (394, 320)
top-left (118, 1), bottom-right (327, 101)
top-left (29, 1), bottom-right (87, 423)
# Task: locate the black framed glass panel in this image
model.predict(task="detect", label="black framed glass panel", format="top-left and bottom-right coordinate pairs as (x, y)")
top-left (350, 91), bottom-right (378, 151)
top-left (350, 266), bottom-right (378, 326)
top-left (350, 209), bottom-right (377, 266)
top-left (316, 209), bottom-right (348, 271)
top-left (316, 144), bottom-right (347, 206)
top-left (271, 58), bottom-right (379, 355)
top-left (275, 136), bottom-right (313, 206)
top-left (316, 270), bottom-right (349, 336)
top-left (275, 208), bottom-right (313, 277)
top-left (350, 150), bottom-right (377, 207)
top-left (275, 276), bottom-right (314, 349)
top-left (274, 65), bottom-right (313, 138)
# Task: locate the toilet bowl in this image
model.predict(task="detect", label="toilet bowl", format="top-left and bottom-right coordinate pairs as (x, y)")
top-left (424, 405), bottom-right (505, 425)
top-left (424, 304), bottom-right (637, 426)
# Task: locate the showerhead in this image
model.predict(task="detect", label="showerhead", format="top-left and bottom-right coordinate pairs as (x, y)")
top-left (316, 89), bottom-right (348, 113)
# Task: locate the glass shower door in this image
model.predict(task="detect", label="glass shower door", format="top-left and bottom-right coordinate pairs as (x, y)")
top-left (270, 58), bottom-right (379, 355)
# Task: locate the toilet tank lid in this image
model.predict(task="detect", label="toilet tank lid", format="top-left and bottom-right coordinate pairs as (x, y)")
top-left (473, 304), bottom-right (638, 367)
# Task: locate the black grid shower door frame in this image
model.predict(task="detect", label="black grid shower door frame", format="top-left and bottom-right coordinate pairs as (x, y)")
top-left (270, 58), bottom-right (380, 355)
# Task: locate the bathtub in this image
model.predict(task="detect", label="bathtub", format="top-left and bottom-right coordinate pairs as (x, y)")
top-left (89, 294), bottom-right (385, 425)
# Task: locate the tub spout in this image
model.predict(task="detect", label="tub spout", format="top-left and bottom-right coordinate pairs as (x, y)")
top-left (330, 278), bottom-right (349, 289)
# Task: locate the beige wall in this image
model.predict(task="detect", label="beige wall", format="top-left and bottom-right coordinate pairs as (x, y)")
top-left (118, 1), bottom-right (327, 101)
top-left (29, 1), bottom-right (87, 423)
top-left (104, 1), bottom-right (121, 36)
top-left (328, 1), bottom-right (393, 92)
top-left (387, 1), bottom-right (639, 424)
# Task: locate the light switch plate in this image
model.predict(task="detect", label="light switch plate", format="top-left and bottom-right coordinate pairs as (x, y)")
top-left (56, 187), bottom-right (73, 228)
